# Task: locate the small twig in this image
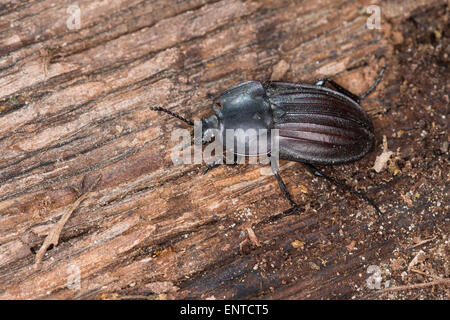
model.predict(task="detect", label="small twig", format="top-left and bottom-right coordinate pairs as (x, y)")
top-left (408, 250), bottom-right (425, 270)
top-left (406, 237), bottom-right (436, 249)
top-left (34, 175), bottom-right (102, 268)
top-left (410, 268), bottom-right (443, 281)
top-left (377, 278), bottom-right (450, 294)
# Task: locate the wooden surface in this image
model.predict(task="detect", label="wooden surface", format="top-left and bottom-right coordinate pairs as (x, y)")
top-left (0, 0), bottom-right (448, 299)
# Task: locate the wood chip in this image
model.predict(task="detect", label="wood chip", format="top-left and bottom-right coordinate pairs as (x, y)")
top-left (373, 135), bottom-right (394, 173)
top-left (346, 240), bottom-right (356, 251)
top-left (270, 60), bottom-right (290, 80)
top-left (246, 227), bottom-right (261, 247)
top-left (291, 240), bottom-right (304, 248)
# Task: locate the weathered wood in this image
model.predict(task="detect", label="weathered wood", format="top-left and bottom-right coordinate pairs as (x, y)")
top-left (0, 0), bottom-right (448, 299)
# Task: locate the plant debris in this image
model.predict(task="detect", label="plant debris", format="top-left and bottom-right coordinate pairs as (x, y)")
top-left (34, 175), bottom-right (102, 268)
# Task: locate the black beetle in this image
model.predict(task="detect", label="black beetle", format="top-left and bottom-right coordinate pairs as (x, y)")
top-left (151, 66), bottom-right (386, 216)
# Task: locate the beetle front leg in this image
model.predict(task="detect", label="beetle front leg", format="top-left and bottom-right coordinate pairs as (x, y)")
top-left (270, 157), bottom-right (299, 214)
top-left (301, 163), bottom-right (382, 216)
top-left (202, 154), bottom-right (240, 175)
top-left (202, 159), bottom-right (222, 175)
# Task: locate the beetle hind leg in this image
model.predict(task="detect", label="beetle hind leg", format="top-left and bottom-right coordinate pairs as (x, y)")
top-left (273, 172), bottom-right (299, 214)
top-left (314, 78), bottom-right (361, 103)
top-left (315, 65), bottom-right (386, 103)
top-left (302, 163), bottom-right (382, 216)
top-left (359, 65), bottom-right (386, 101)
top-left (271, 157), bottom-right (299, 214)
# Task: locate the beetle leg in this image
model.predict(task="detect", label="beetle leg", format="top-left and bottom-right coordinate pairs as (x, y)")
top-left (202, 154), bottom-right (239, 175)
top-left (202, 158), bottom-right (222, 175)
top-left (359, 65), bottom-right (386, 101)
top-left (314, 78), bottom-right (361, 103)
top-left (271, 157), bottom-right (299, 214)
top-left (301, 163), bottom-right (382, 216)
top-left (315, 65), bottom-right (386, 103)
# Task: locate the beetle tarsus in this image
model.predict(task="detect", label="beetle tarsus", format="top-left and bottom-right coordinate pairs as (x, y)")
top-left (271, 158), bottom-right (300, 213)
top-left (258, 205), bottom-right (301, 224)
top-left (360, 65), bottom-right (386, 101)
top-left (290, 204), bottom-right (299, 215)
top-left (274, 171), bottom-right (299, 212)
top-left (202, 156), bottom-right (240, 175)
top-left (302, 163), bottom-right (382, 217)
top-left (202, 160), bottom-right (222, 175)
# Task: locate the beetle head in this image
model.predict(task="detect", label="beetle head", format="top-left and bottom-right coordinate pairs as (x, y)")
top-left (201, 114), bottom-right (220, 144)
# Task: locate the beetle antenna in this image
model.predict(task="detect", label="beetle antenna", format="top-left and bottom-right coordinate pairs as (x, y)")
top-left (150, 106), bottom-right (194, 126)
